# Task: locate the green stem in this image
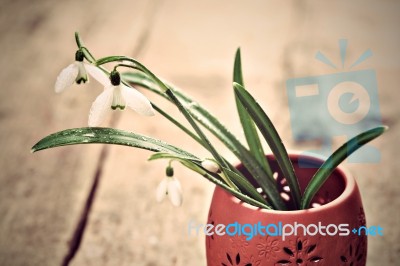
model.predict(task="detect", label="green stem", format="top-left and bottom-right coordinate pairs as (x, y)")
top-left (152, 103), bottom-right (239, 176)
top-left (73, 36), bottom-right (277, 207)
top-left (123, 72), bottom-right (286, 209)
top-left (74, 35), bottom-right (219, 168)
top-left (96, 55), bottom-right (239, 191)
top-left (165, 89), bottom-right (238, 190)
top-left (151, 104), bottom-right (203, 146)
top-left (73, 36), bottom-right (205, 151)
top-left (75, 32), bottom-right (83, 48)
top-left (178, 160), bottom-right (271, 209)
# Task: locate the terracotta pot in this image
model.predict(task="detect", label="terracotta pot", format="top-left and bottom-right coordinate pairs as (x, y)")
top-left (206, 154), bottom-right (367, 266)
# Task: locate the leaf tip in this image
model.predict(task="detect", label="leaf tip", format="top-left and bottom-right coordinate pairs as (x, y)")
top-left (235, 47), bottom-right (241, 56)
top-left (233, 82), bottom-right (244, 90)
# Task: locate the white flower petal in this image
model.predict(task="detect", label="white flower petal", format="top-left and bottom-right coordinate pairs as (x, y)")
top-left (55, 63), bottom-right (79, 93)
top-left (167, 177), bottom-right (183, 207)
top-left (121, 85), bottom-right (155, 116)
top-left (75, 62), bottom-right (88, 84)
top-left (201, 159), bottom-right (220, 173)
top-left (88, 86), bottom-right (113, 127)
top-left (85, 63), bottom-right (111, 86)
top-left (156, 178), bottom-right (168, 203)
top-left (111, 85), bottom-right (126, 110)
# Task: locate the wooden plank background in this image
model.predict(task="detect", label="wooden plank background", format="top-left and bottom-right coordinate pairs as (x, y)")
top-left (0, 1), bottom-right (399, 265)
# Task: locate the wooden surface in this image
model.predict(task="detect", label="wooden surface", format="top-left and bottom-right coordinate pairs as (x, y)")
top-left (0, 1), bottom-right (399, 265)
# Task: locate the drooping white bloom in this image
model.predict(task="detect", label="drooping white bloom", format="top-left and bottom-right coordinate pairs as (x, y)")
top-left (88, 70), bottom-right (155, 127)
top-left (156, 176), bottom-right (183, 207)
top-left (55, 61), bottom-right (86, 93)
top-left (55, 51), bottom-right (108, 93)
top-left (201, 159), bottom-right (220, 173)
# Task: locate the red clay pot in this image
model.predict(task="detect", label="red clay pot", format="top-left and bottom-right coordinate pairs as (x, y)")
top-left (206, 154), bottom-right (367, 266)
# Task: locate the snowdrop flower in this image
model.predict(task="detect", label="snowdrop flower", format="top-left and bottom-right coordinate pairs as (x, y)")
top-left (201, 159), bottom-right (220, 173)
top-left (55, 50), bottom-right (108, 93)
top-left (156, 166), bottom-right (183, 207)
top-left (88, 70), bottom-right (155, 127)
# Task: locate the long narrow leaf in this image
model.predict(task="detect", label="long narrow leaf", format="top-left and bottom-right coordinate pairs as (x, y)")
top-left (182, 160), bottom-right (272, 209)
top-left (100, 55), bottom-right (240, 191)
top-left (164, 89), bottom-right (239, 192)
top-left (301, 126), bottom-right (388, 209)
top-left (234, 82), bottom-right (302, 209)
top-left (222, 167), bottom-right (269, 205)
top-left (123, 72), bottom-right (286, 210)
top-left (32, 127), bottom-right (199, 161)
top-left (233, 48), bottom-right (273, 177)
top-left (187, 101), bottom-right (285, 208)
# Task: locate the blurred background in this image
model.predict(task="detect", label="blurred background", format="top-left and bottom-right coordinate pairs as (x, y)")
top-left (0, 0), bottom-right (399, 265)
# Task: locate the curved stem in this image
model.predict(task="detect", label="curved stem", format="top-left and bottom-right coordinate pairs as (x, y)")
top-left (164, 89), bottom-right (239, 190)
top-left (75, 32), bottom-right (84, 49)
top-left (72, 37), bottom-right (281, 205)
top-left (96, 55), bottom-right (241, 192)
top-left (123, 72), bottom-right (286, 209)
top-left (151, 104), bottom-right (203, 146)
top-left (74, 36), bottom-right (211, 158)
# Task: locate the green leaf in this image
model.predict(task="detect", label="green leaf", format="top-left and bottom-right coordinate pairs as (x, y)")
top-left (234, 82), bottom-right (302, 209)
top-left (301, 126), bottom-right (388, 209)
top-left (123, 72), bottom-right (286, 210)
top-left (164, 89), bottom-right (240, 192)
top-left (233, 48), bottom-right (273, 178)
top-left (233, 48), bottom-right (244, 85)
top-left (222, 167), bottom-right (269, 205)
top-left (31, 127), bottom-right (199, 161)
top-left (149, 152), bottom-right (201, 163)
top-left (186, 101), bottom-right (285, 208)
top-left (149, 153), bottom-right (272, 209)
top-left (122, 73), bottom-right (244, 158)
top-left (101, 55), bottom-right (239, 191)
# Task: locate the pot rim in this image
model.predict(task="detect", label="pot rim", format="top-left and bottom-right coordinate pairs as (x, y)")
top-left (227, 151), bottom-right (356, 214)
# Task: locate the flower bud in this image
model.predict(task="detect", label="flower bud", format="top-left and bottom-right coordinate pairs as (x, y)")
top-left (201, 159), bottom-right (220, 173)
